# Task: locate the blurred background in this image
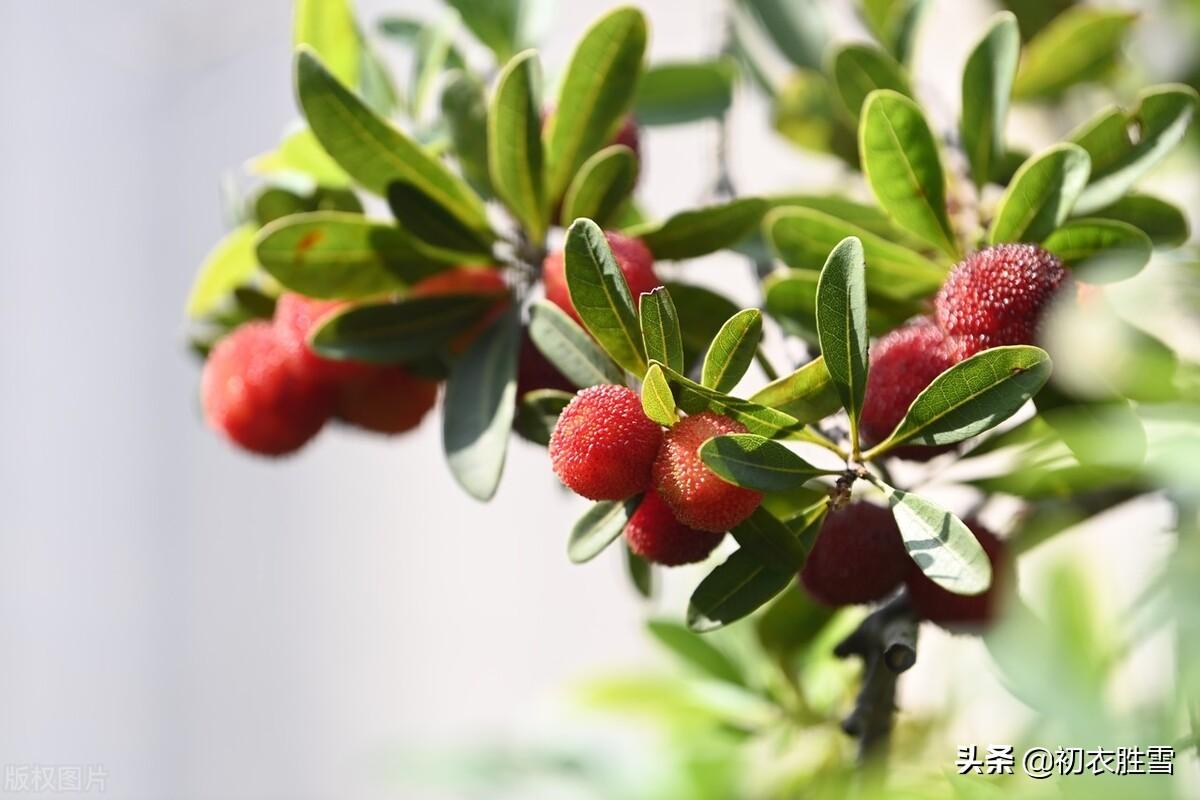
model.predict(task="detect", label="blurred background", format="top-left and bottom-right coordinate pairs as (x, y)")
top-left (1, 0), bottom-right (1198, 797)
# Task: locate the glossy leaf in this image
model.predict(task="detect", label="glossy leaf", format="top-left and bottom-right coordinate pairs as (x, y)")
top-left (544, 7), bottom-right (647, 204)
top-left (562, 145), bottom-right (638, 229)
top-left (663, 282), bottom-right (743, 371)
top-left (639, 287), bottom-right (684, 375)
top-left (527, 300), bottom-right (624, 388)
top-left (1042, 219), bottom-right (1152, 283)
top-left (961, 12), bottom-right (1020, 188)
top-left (859, 90), bottom-right (959, 258)
top-left (988, 143), bottom-right (1091, 244)
top-left (443, 309), bottom-right (521, 501)
top-left (1012, 8), bottom-right (1137, 100)
top-left (1086, 194), bottom-right (1189, 248)
top-left (514, 389), bottom-right (572, 447)
top-left (628, 198), bottom-right (769, 261)
top-left (700, 434), bottom-right (828, 493)
top-left (860, 0), bottom-right (927, 65)
top-left (564, 219), bottom-right (646, 375)
top-left (687, 548), bottom-right (793, 633)
top-left (568, 497), bottom-right (640, 564)
top-left (441, 71), bottom-right (494, 198)
top-left (641, 364), bottom-right (678, 427)
top-left (310, 294), bottom-right (499, 364)
top-left (655, 363), bottom-right (806, 440)
top-left (294, 0), bottom-right (360, 88)
top-left (748, 357), bottom-right (842, 424)
top-left (815, 237), bottom-right (869, 437)
top-left (701, 310), bottom-right (763, 393)
top-left (186, 225), bottom-right (257, 319)
top-left (634, 59), bottom-right (736, 126)
top-left (877, 482), bottom-right (992, 595)
top-left (831, 44), bottom-right (911, 122)
top-left (645, 620), bottom-right (745, 685)
top-left (489, 50), bottom-right (547, 241)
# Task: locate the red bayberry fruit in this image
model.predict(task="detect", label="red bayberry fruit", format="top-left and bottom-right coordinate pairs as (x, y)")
top-left (201, 321), bottom-right (334, 456)
top-left (625, 490), bottom-right (725, 566)
top-left (543, 232), bottom-right (660, 327)
top-left (860, 317), bottom-right (958, 460)
top-left (935, 243), bottom-right (1069, 358)
top-left (905, 520), bottom-right (1007, 630)
top-left (409, 266), bottom-right (509, 352)
top-left (336, 366), bottom-right (439, 435)
top-left (652, 412), bottom-right (763, 533)
top-left (612, 115), bottom-right (641, 163)
top-left (800, 502), bottom-right (909, 606)
top-left (274, 292), bottom-right (371, 384)
top-left (516, 331), bottom-right (575, 397)
top-left (549, 384), bottom-right (663, 501)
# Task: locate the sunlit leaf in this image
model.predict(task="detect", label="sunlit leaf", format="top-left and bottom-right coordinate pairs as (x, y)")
top-left (489, 50), bottom-right (547, 240)
top-left (831, 44), bottom-right (911, 122)
top-left (987, 143), bottom-right (1090, 244)
top-left (687, 548), bottom-right (793, 633)
top-left (814, 237), bottom-right (869, 438)
top-left (568, 497), bottom-right (640, 563)
top-left (628, 198), bottom-right (769, 261)
top-left (1012, 8), bottom-right (1137, 100)
top-left (700, 434), bottom-right (830, 493)
top-left (641, 363), bottom-right (678, 427)
top-left (702, 310), bottom-right (763, 393)
top-left (564, 218), bottom-right (646, 374)
top-left (748, 356), bottom-right (842, 424)
top-left (961, 12), bottom-right (1020, 188)
top-left (876, 481), bottom-right (992, 595)
top-left (1042, 218), bottom-right (1152, 283)
top-left (186, 225), bottom-right (258, 319)
top-left (639, 287), bottom-right (685, 375)
top-left (562, 145), bottom-right (638, 230)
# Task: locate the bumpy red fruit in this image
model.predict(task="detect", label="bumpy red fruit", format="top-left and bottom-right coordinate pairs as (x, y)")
top-left (905, 521), bottom-right (1007, 630)
top-left (543, 232), bottom-right (660, 326)
top-left (800, 503), bottom-right (909, 606)
top-left (935, 243), bottom-right (1069, 358)
top-left (336, 366), bottom-right (439, 434)
top-left (653, 412), bottom-right (763, 533)
top-left (625, 490), bottom-right (725, 566)
top-left (274, 292), bottom-right (370, 384)
top-left (201, 321), bottom-right (334, 456)
top-left (549, 384), bottom-right (663, 501)
top-left (860, 317), bottom-right (958, 460)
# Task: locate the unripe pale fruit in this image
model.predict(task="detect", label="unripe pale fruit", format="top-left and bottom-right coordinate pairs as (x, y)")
top-left (543, 232), bottom-right (660, 327)
top-left (860, 317), bottom-right (958, 460)
top-left (625, 490), bottom-right (725, 566)
top-left (274, 292), bottom-right (371, 384)
top-left (652, 412), bottom-right (762, 533)
top-left (336, 366), bottom-right (439, 435)
top-left (800, 502), bottom-right (909, 606)
top-left (905, 521), bottom-right (1006, 630)
top-left (549, 384), bottom-right (663, 501)
top-left (935, 243), bottom-right (1069, 359)
top-left (201, 321), bottom-right (334, 456)
top-left (409, 265), bottom-right (509, 352)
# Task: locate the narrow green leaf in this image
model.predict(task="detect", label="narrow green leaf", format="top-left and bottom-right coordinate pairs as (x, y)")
top-left (859, 90), bottom-right (959, 258)
top-left (250, 126), bottom-right (352, 190)
top-left (700, 434), bottom-right (828, 493)
top-left (687, 548), bottom-right (793, 633)
top-left (409, 13), bottom-right (459, 119)
top-left (385, 182), bottom-right (495, 258)
top-left (860, 0), bottom-right (927, 65)
top-left (645, 620), bottom-right (745, 685)
top-left (544, 7), bottom-right (647, 204)
top-left (1085, 194), bottom-right (1189, 248)
top-left (568, 497), bottom-right (640, 563)
top-left (441, 71), bottom-right (494, 198)
top-left (1042, 219), bottom-right (1152, 283)
top-left (1070, 85), bottom-right (1199, 215)
top-left (295, 48), bottom-right (489, 234)
top-left (641, 364), bottom-right (678, 427)
top-left (564, 218), bottom-right (647, 374)
top-left (627, 198), bottom-right (769, 261)
top-left (639, 288), bottom-right (684, 374)
top-left (514, 388), bottom-right (573, 446)
top-left (764, 193), bottom-right (922, 242)
top-left (763, 267), bottom-right (925, 341)
top-left (527, 300), bottom-right (624, 388)
top-left (730, 507), bottom-right (811, 572)
top-left (701, 310), bottom-right (763, 393)
top-left (562, 145), bottom-right (638, 230)
top-left (634, 59), bottom-right (736, 126)
top-left (815, 237), bottom-right (869, 439)
top-left (961, 12), bottom-right (1020, 189)
top-left (1012, 8), bottom-right (1137, 100)
top-left (186, 225), bottom-right (257, 319)
top-left (771, 70), bottom-right (857, 163)
top-left (626, 545), bottom-right (654, 598)
top-left (999, 0), bottom-right (1073, 41)
top-left (831, 44), bottom-right (912, 122)
top-left (663, 282), bottom-right (743, 372)
top-left (876, 482), bottom-right (992, 595)
top-left (735, 0), bottom-right (827, 71)
top-left (294, 0), bottom-right (360, 88)
top-left (310, 294), bottom-right (499, 364)
top-left (870, 345), bottom-right (1051, 455)
top-left (443, 309), bottom-right (521, 501)
top-left (988, 143), bottom-right (1091, 244)
top-left (489, 50), bottom-right (547, 241)
top-left (359, 42), bottom-right (400, 117)
top-left (748, 357), bottom-right (842, 424)
top-left (655, 363), bottom-right (806, 439)
top-left (443, 0), bottom-right (524, 62)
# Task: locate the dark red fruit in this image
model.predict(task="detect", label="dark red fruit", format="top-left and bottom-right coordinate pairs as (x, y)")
top-left (543, 232), bottom-right (660, 327)
top-left (625, 490), bottom-right (725, 566)
top-left (201, 321), bottom-right (334, 456)
top-left (612, 115), bottom-right (641, 163)
top-left (800, 503), bottom-right (909, 606)
top-left (273, 292), bottom-right (371, 384)
top-left (935, 243), bottom-right (1069, 359)
top-left (652, 412), bottom-right (762, 533)
top-left (549, 384), bottom-right (663, 501)
top-left (336, 366), bottom-right (439, 434)
top-left (516, 332), bottom-right (575, 397)
top-left (905, 521), bottom-right (1007, 630)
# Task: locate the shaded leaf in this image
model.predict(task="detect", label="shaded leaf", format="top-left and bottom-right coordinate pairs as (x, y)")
top-left (564, 219), bottom-right (646, 374)
top-left (1042, 218), bottom-right (1152, 283)
top-left (628, 198), bottom-right (769, 261)
top-left (527, 300), bottom-right (624, 388)
top-left (568, 497), bottom-right (640, 564)
top-left (700, 434), bottom-right (829, 493)
top-left (1012, 8), bottom-right (1137, 100)
top-left (831, 44), bottom-right (911, 122)
top-left (489, 50), bottom-right (547, 241)
top-left (646, 620), bottom-right (745, 685)
top-left (663, 282), bottom-right (743, 372)
top-left (1085, 194), bottom-right (1189, 248)
top-left (562, 145), bottom-right (638, 230)
top-left (961, 12), bottom-right (1020, 188)
top-left (763, 267), bottom-right (924, 341)
top-left (626, 545), bottom-right (654, 599)
top-left (748, 356), bottom-right (842, 424)
top-left (988, 143), bottom-right (1090, 244)
top-left (441, 71), bottom-right (494, 198)
top-left (735, 0), bottom-right (827, 72)
top-left (641, 363), bottom-right (678, 427)
top-left (771, 70), bottom-right (857, 164)
top-left (876, 481), bottom-right (991, 595)
top-left (860, 0), bottom-right (928, 65)
top-left (634, 59), bottom-right (736, 126)
top-left (311, 294), bottom-right (499, 363)
top-left (514, 388), bottom-right (572, 446)
top-left (639, 287), bottom-right (684, 375)
top-left (385, 182), bottom-right (495, 258)
top-left (687, 548), bottom-right (793, 632)
top-left (814, 237), bottom-right (869, 436)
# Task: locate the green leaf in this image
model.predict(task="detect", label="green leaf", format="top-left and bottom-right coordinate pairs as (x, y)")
top-left (359, 43), bottom-right (400, 117)
top-left (756, 583), bottom-right (835, 660)
top-left (1042, 219), bottom-right (1152, 283)
top-left (514, 388), bottom-right (572, 446)
top-left (1012, 8), bottom-right (1137, 100)
top-left (765, 207), bottom-right (946, 301)
top-left (562, 145), bottom-right (638, 230)
top-left (409, 13), bottom-right (460, 119)
top-left (626, 545), bottom-right (654, 598)
top-left (255, 212), bottom-right (452, 299)
top-left (568, 497), bottom-right (640, 564)
top-left (771, 70), bottom-right (857, 164)
top-left (831, 44), bottom-right (912, 122)
top-left (876, 482), bottom-right (992, 595)
top-left (564, 218), bottom-right (647, 375)
top-left (645, 620), bottom-right (745, 685)
top-left (701, 310), bottom-right (763, 393)
top-left (663, 282), bottom-right (743, 372)
top-left (748, 357), bottom-right (842, 424)
top-left (310, 294), bottom-right (500, 364)
top-left (489, 51), bottom-right (547, 241)
top-left (441, 71), bottom-right (494, 198)
top-left (639, 287), bottom-right (684, 374)
top-left (443, 0), bottom-right (527, 62)
top-left (687, 548), bottom-right (793, 632)
top-left (628, 198), bottom-right (769, 261)
top-left (295, 48), bottom-right (489, 234)
top-left (634, 59), bottom-right (736, 126)
top-left (764, 268), bottom-right (924, 341)
top-left (251, 126), bottom-right (352, 190)
top-left (641, 364), bottom-right (678, 427)
top-left (730, 507), bottom-right (812, 572)
top-left (988, 143), bottom-right (1091, 244)
top-left (860, 0), bottom-right (927, 65)
top-left (764, 194), bottom-right (921, 243)
top-left (655, 363), bottom-right (806, 440)
top-left (700, 434), bottom-right (829, 493)
top-left (999, 0), bottom-right (1074, 41)
top-left (544, 7), bottom-right (647, 204)
top-left (961, 12), bottom-right (1020, 189)
top-left (735, 0), bottom-right (827, 72)
top-left (868, 345), bottom-right (1051, 456)
top-left (1070, 85), bottom-right (1199, 215)
top-left (814, 237), bottom-right (869, 440)
top-left (1085, 194), bottom-right (1189, 248)
top-left (384, 182), bottom-right (495, 258)
top-left (294, 0), bottom-right (360, 88)
top-left (443, 309), bottom-right (521, 501)
top-left (859, 90), bottom-right (959, 258)
top-left (527, 300), bottom-right (624, 388)
top-left (186, 225), bottom-right (258, 319)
